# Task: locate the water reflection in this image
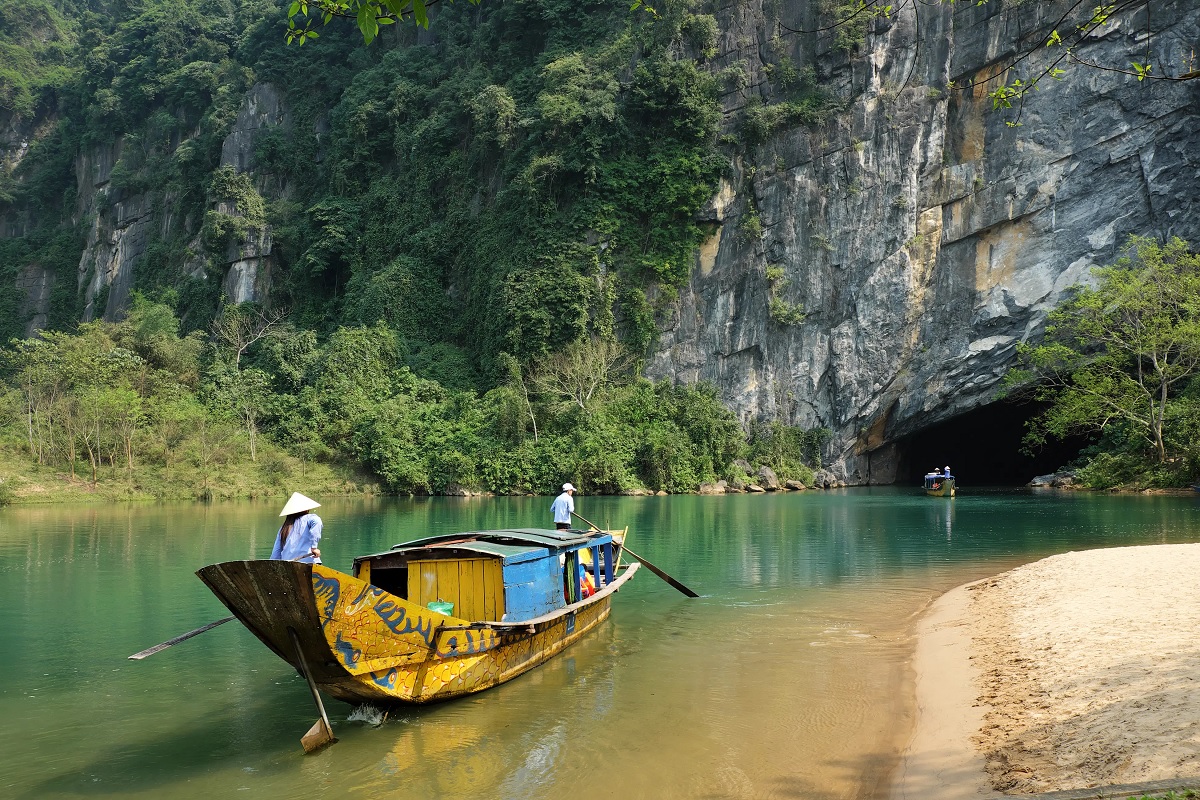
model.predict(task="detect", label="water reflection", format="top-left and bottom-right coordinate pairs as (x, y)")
top-left (3, 490), bottom-right (1200, 799)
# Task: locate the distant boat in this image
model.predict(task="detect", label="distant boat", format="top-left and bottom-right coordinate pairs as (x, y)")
top-left (197, 527), bottom-right (637, 710)
top-left (924, 472), bottom-right (956, 497)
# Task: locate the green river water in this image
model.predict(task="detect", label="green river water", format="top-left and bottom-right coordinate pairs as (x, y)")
top-left (3, 489), bottom-right (1200, 799)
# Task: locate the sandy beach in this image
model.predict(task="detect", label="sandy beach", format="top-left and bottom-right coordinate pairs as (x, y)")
top-left (892, 543), bottom-right (1200, 799)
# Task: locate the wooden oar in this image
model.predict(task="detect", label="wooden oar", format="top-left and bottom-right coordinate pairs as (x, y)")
top-left (571, 511), bottom-right (700, 598)
top-left (128, 616), bottom-right (236, 660)
top-left (290, 627), bottom-right (337, 753)
top-left (127, 552), bottom-right (319, 660)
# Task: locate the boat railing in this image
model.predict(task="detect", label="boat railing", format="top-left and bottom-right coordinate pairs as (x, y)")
top-left (439, 562), bottom-right (640, 633)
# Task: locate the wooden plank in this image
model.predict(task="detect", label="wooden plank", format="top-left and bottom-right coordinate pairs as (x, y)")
top-left (471, 559), bottom-right (487, 620)
top-left (436, 560), bottom-right (457, 612)
top-left (485, 559), bottom-right (503, 621)
top-left (413, 561), bottom-right (440, 607)
top-left (407, 563), bottom-right (421, 605)
top-left (458, 560), bottom-right (477, 621)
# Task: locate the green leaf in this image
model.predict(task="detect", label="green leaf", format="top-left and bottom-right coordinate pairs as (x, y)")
top-left (413, 0), bottom-right (428, 28)
top-left (357, 4), bottom-right (378, 43)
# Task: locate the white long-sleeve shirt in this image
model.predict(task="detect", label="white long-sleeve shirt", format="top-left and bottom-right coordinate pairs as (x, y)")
top-left (270, 513), bottom-right (323, 563)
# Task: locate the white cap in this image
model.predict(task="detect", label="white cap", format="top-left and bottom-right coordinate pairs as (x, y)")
top-left (280, 492), bottom-right (321, 517)
top-left (562, 483), bottom-right (575, 492)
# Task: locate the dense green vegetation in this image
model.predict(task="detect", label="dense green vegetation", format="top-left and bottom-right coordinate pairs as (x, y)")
top-left (1009, 237), bottom-right (1200, 490)
top-left (0, 0), bottom-right (838, 499)
top-left (0, 295), bottom-right (825, 500)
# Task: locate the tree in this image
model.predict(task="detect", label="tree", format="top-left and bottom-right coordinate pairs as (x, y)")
top-left (150, 392), bottom-right (205, 482)
top-left (228, 368), bottom-right (272, 462)
top-left (531, 337), bottom-right (634, 412)
top-left (1009, 237), bottom-right (1200, 464)
top-left (210, 304), bottom-right (287, 369)
top-left (495, 352), bottom-right (538, 442)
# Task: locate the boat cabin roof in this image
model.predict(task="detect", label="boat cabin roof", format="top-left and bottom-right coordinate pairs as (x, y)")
top-left (396, 528), bottom-right (596, 550)
top-left (356, 528), bottom-right (613, 567)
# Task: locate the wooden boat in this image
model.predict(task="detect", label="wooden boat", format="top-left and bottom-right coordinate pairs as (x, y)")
top-left (196, 527), bottom-right (638, 707)
top-left (923, 472), bottom-right (956, 496)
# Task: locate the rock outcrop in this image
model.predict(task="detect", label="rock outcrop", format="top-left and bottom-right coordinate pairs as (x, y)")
top-left (646, 0), bottom-right (1200, 485)
top-left (9, 83), bottom-right (291, 326)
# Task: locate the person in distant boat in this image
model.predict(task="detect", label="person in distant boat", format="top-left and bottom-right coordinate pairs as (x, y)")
top-left (271, 492), bottom-right (323, 564)
top-left (944, 465), bottom-right (952, 477)
top-left (551, 483), bottom-right (575, 530)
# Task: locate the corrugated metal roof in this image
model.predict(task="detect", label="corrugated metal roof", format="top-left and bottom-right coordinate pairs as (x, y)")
top-left (405, 541), bottom-right (546, 564)
top-left (392, 528), bottom-right (594, 551)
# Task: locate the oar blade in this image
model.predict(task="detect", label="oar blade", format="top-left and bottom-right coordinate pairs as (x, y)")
top-left (621, 545), bottom-right (701, 598)
top-left (300, 718), bottom-right (337, 753)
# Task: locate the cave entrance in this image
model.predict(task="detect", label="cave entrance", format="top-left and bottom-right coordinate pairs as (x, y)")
top-left (892, 400), bottom-right (1090, 487)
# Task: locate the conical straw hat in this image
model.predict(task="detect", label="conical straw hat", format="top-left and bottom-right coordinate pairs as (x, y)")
top-left (279, 492), bottom-right (321, 517)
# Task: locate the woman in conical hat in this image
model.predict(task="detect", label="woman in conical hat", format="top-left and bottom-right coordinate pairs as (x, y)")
top-left (270, 492), bottom-right (323, 564)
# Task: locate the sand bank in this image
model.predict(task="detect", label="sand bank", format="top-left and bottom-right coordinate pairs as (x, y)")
top-left (891, 544), bottom-right (1200, 798)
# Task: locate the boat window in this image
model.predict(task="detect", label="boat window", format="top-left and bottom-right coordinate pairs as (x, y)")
top-left (368, 565), bottom-right (408, 598)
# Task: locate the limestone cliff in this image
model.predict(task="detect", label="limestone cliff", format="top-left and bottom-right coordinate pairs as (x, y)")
top-left (646, 0), bottom-right (1200, 483)
top-left (16, 83), bottom-right (290, 327)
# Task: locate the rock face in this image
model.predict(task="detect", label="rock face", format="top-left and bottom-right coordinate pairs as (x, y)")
top-left (646, 0), bottom-right (1200, 484)
top-left (6, 83), bottom-right (289, 326)
top-left (215, 83), bottom-right (290, 305)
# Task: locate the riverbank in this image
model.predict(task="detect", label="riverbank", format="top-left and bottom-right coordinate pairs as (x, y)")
top-left (891, 544), bottom-right (1200, 799)
top-left (0, 448), bottom-right (377, 505)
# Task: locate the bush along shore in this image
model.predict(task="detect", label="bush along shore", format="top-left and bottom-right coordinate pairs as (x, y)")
top-left (0, 296), bottom-right (832, 505)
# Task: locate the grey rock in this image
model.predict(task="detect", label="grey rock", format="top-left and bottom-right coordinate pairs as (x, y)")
top-left (646, 0), bottom-right (1200, 487)
top-left (756, 465), bottom-right (780, 490)
top-left (1030, 471), bottom-right (1077, 488)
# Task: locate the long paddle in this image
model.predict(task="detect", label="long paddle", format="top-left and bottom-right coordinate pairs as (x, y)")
top-left (571, 511), bottom-right (700, 598)
top-left (127, 550), bottom-right (320, 660)
top-left (128, 616), bottom-right (236, 660)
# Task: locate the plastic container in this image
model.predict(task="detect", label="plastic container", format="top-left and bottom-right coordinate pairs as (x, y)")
top-left (427, 600), bottom-right (454, 616)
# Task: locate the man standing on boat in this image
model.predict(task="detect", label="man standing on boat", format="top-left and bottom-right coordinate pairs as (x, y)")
top-left (271, 492), bottom-right (323, 563)
top-left (551, 483), bottom-right (575, 530)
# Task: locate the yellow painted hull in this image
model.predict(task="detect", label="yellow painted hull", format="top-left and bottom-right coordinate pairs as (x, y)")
top-left (197, 560), bottom-right (637, 705)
